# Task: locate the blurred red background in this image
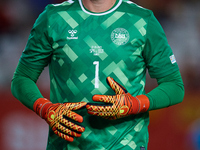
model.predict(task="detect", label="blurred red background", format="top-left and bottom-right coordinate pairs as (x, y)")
top-left (0, 0), bottom-right (200, 149)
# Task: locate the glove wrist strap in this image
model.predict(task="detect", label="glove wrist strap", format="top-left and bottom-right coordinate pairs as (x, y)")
top-left (33, 98), bottom-right (52, 119)
top-left (135, 95), bottom-right (150, 114)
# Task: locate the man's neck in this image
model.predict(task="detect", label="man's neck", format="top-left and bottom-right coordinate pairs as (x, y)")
top-left (82, 0), bottom-right (117, 13)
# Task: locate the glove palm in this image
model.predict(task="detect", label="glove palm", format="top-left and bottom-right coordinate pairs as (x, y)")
top-left (86, 77), bottom-right (149, 120)
top-left (34, 98), bottom-right (86, 142)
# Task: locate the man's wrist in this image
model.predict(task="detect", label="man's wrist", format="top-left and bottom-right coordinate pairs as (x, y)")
top-left (33, 98), bottom-right (52, 118)
top-left (135, 95), bottom-right (150, 113)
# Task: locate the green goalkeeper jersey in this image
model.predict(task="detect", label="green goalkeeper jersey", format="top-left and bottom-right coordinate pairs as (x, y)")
top-left (20, 0), bottom-right (179, 149)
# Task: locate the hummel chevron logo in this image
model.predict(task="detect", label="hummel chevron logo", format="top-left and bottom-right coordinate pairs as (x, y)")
top-left (67, 30), bottom-right (78, 40)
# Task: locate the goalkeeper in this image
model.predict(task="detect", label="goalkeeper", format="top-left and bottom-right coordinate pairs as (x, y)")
top-left (11, 0), bottom-right (184, 150)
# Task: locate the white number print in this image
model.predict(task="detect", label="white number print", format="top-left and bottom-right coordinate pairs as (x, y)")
top-left (93, 61), bottom-right (99, 88)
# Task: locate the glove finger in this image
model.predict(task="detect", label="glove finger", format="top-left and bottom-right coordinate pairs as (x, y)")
top-left (87, 109), bottom-right (120, 120)
top-left (63, 109), bottom-right (84, 123)
top-left (54, 129), bottom-right (74, 142)
top-left (87, 110), bottom-right (117, 120)
top-left (49, 115), bottom-right (85, 133)
top-left (106, 77), bottom-right (127, 94)
top-left (53, 127), bottom-right (82, 142)
top-left (86, 104), bottom-right (112, 113)
top-left (53, 123), bottom-right (83, 136)
top-left (92, 95), bottom-right (113, 103)
top-left (60, 117), bottom-right (85, 133)
top-left (87, 106), bottom-right (119, 117)
top-left (64, 102), bottom-right (87, 111)
top-left (87, 110), bottom-right (112, 117)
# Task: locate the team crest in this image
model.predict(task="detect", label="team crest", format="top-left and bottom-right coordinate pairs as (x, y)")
top-left (111, 28), bottom-right (130, 45)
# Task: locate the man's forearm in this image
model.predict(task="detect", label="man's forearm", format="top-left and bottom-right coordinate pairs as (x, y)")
top-left (11, 62), bottom-right (44, 110)
top-left (146, 70), bottom-right (184, 110)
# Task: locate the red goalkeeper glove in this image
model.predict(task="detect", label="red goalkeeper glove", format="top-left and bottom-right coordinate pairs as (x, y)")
top-left (86, 77), bottom-right (150, 120)
top-left (33, 98), bottom-right (86, 142)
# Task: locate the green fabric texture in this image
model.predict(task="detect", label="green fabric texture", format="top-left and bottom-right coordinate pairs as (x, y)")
top-left (10, 0), bottom-right (184, 149)
top-left (11, 62), bottom-right (44, 110)
top-left (147, 70), bottom-right (184, 110)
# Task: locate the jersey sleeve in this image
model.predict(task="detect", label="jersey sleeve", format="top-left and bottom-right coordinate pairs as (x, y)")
top-left (20, 5), bottom-right (52, 70)
top-left (11, 62), bottom-right (44, 110)
top-left (146, 70), bottom-right (184, 110)
top-left (143, 12), bottom-right (179, 78)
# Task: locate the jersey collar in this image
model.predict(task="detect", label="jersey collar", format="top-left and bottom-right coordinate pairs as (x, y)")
top-left (78, 0), bottom-right (122, 16)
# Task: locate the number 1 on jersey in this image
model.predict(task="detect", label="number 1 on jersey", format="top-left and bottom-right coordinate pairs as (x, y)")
top-left (93, 61), bottom-right (99, 88)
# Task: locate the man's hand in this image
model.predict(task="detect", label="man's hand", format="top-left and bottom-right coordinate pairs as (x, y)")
top-left (86, 77), bottom-right (150, 120)
top-left (33, 98), bottom-right (86, 142)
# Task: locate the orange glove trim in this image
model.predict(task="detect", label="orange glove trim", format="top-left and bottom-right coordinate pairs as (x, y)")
top-left (135, 95), bottom-right (150, 113)
top-left (33, 98), bottom-right (52, 118)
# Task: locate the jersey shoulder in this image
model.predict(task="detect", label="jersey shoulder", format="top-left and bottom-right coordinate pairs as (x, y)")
top-left (121, 0), bottom-right (153, 18)
top-left (45, 0), bottom-right (79, 14)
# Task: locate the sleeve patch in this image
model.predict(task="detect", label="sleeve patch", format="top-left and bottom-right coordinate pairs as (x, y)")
top-left (170, 54), bottom-right (176, 64)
